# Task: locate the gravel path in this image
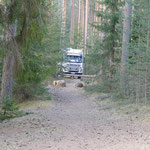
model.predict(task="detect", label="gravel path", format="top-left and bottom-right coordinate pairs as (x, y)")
top-left (0, 79), bottom-right (150, 150)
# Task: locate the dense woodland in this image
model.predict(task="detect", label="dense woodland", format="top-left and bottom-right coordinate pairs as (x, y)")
top-left (0, 0), bottom-right (150, 115)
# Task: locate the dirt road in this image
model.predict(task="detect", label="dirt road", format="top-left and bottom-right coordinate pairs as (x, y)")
top-left (0, 79), bottom-right (150, 150)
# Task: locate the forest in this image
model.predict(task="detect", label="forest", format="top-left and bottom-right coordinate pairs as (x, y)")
top-left (1, 0), bottom-right (150, 149)
top-left (60, 0), bottom-right (150, 105)
top-left (0, 0), bottom-right (150, 114)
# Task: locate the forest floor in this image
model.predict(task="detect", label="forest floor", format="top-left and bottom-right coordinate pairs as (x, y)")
top-left (0, 79), bottom-right (150, 150)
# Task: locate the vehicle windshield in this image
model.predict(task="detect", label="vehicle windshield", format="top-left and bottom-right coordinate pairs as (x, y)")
top-left (65, 55), bottom-right (82, 63)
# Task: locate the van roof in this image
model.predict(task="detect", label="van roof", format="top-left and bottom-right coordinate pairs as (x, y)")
top-left (66, 48), bottom-right (83, 55)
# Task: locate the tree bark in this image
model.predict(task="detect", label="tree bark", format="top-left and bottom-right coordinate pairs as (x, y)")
top-left (1, 20), bottom-right (17, 100)
top-left (84, 0), bottom-right (89, 55)
top-left (120, 0), bottom-right (132, 95)
top-left (70, 0), bottom-right (75, 44)
top-left (60, 0), bottom-right (67, 48)
top-left (78, 0), bottom-right (81, 34)
top-left (81, 0), bottom-right (85, 34)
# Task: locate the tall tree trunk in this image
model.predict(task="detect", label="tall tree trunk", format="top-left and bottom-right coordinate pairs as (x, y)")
top-left (89, 2), bottom-right (94, 33)
top-left (78, 0), bottom-right (81, 34)
top-left (1, 20), bottom-right (17, 100)
top-left (110, 0), bottom-right (118, 66)
top-left (1, 52), bottom-right (14, 100)
top-left (84, 0), bottom-right (89, 55)
top-left (64, 0), bottom-right (67, 32)
top-left (94, 1), bottom-right (98, 35)
top-left (70, 0), bottom-right (75, 44)
top-left (60, 0), bottom-right (67, 48)
top-left (120, 0), bottom-right (132, 95)
top-left (81, 0), bottom-right (85, 34)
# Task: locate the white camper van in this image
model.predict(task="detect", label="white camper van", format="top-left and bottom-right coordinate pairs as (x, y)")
top-left (62, 48), bottom-right (84, 75)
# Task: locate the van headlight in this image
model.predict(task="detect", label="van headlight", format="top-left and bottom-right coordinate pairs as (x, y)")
top-left (79, 67), bottom-right (82, 72)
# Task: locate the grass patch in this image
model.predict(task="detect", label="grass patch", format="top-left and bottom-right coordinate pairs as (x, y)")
top-left (88, 85), bottom-right (150, 121)
top-left (95, 92), bottom-right (150, 121)
top-left (18, 99), bottom-right (52, 110)
top-left (0, 110), bottom-right (30, 122)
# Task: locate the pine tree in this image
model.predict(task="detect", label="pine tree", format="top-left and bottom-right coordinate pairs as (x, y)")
top-left (90, 0), bottom-right (123, 91)
top-left (120, 0), bottom-right (132, 96)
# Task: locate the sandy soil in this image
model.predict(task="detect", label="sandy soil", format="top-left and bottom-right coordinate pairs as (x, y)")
top-left (0, 79), bottom-right (150, 150)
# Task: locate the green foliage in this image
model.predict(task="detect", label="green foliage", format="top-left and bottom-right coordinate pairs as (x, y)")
top-left (0, 97), bottom-right (26, 121)
top-left (87, 0), bottom-right (150, 104)
top-left (0, 1), bottom-right (62, 102)
top-left (27, 85), bottom-right (52, 101)
top-left (15, 2), bottom-right (61, 100)
top-left (85, 83), bottom-right (108, 93)
top-left (17, 42), bottom-right (52, 84)
top-left (13, 82), bottom-right (52, 102)
top-left (125, 0), bottom-right (150, 102)
top-left (87, 0), bottom-right (123, 91)
top-left (1, 97), bottom-right (19, 115)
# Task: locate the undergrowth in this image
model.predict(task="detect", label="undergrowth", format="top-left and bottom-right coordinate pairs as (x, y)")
top-left (0, 97), bottom-right (25, 122)
top-left (84, 83), bottom-right (110, 93)
top-left (14, 84), bottom-right (52, 102)
top-left (0, 83), bottom-right (52, 121)
top-left (29, 85), bottom-right (52, 100)
top-left (85, 82), bottom-right (150, 106)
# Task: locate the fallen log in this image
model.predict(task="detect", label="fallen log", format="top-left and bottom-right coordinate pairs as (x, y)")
top-left (64, 74), bottom-right (96, 79)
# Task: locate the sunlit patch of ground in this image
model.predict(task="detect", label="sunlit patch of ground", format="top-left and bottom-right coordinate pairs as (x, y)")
top-left (18, 99), bottom-right (52, 111)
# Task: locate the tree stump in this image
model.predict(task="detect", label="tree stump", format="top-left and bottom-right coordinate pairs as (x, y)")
top-left (76, 82), bottom-right (84, 88)
top-left (53, 80), bottom-right (66, 87)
